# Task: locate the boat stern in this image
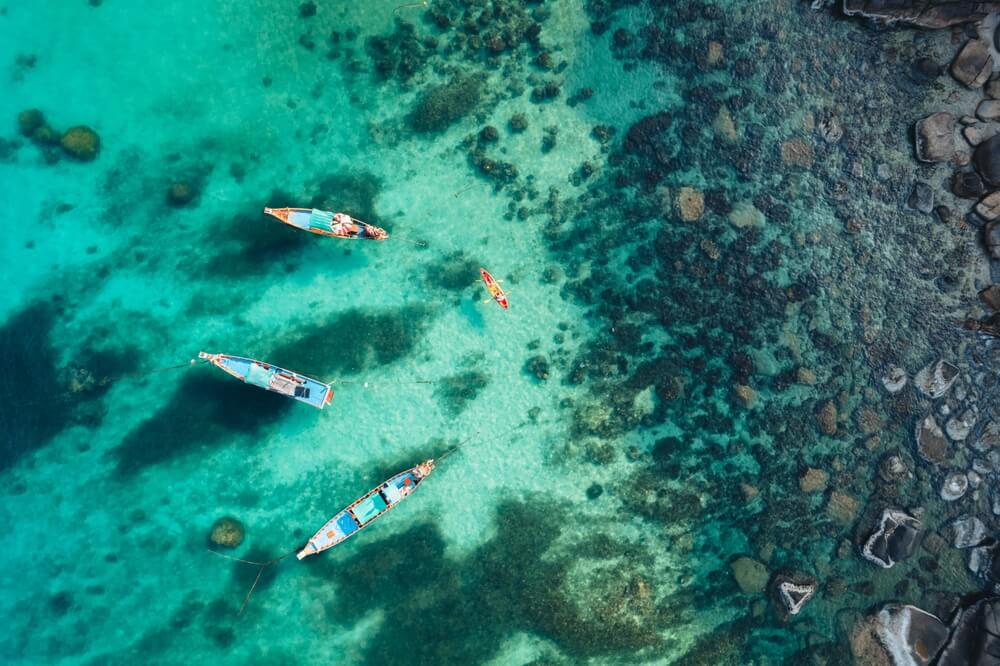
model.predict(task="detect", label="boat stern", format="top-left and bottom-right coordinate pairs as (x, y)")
top-left (296, 542), bottom-right (317, 560)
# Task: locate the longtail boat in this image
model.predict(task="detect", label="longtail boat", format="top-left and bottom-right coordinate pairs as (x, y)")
top-left (198, 352), bottom-right (333, 409)
top-left (480, 267), bottom-right (509, 309)
top-left (263, 207), bottom-right (388, 240)
top-left (296, 460), bottom-right (435, 559)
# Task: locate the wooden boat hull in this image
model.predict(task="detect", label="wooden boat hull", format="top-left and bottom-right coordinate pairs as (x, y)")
top-left (263, 207), bottom-right (388, 240)
top-left (480, 267), bottom-right (509, 309)
top-left (296, 460), bottom-right (435, 559)
top-left (198, 352), bottom-right (333, 409)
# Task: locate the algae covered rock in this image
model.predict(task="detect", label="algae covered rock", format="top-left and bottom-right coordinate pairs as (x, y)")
top-left (408, 76), bottom-right (482, 133)
top-left (209, 516), bottom-right (244, 548)
top-left (730, 556), bottom-right (769, 594)
top-left (915, 112), bottom-right (954, 163)
top-left (167, 182), bottom-right (196, 207)
top-left (17, 108), bottom-right (44, 136)
top-left (60, 125), bottom-right (100, 161)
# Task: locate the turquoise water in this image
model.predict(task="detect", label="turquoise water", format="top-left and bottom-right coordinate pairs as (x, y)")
top-left (0, 0), bottom-right (989, 664)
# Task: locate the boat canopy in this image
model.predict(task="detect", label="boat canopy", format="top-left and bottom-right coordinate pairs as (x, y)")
top-left (354, 493), bottom-right (388, 524)
top-left (337, 512), bottom-right (359, 536)
top-left (246, 363), bottom-right (271, 388)
top-left (309, 209), bottom-right (334, 231)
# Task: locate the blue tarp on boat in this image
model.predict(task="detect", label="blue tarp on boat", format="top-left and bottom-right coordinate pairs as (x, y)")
top-left (337, 512), bottom-right (359, 536)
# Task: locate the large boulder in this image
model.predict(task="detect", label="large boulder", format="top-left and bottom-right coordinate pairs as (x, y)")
top-left (862, 508), bottom-right (922, 568)
top-left (935, 597), bottom-right (1000, 666)
top-left (914, 359), bottom-right (959, 399)
top-left (976, 133), bottom-right (1000, 186)
top-left (875, 605), bottom-right (949, 665)
top-left (60, 125), bottom-right (100, 161)
top-left (952, 39), bottom-right (994, 88)
top-left (916, 415), bottom-right (951, 464)
top-left (950, 515), bottom-right (987, 548)
top-left (915, 112), bottom-right (955, 163)
top-left (980, 284), bottom-right (1000, 310)
top-left (978, 192), bottom-right (1000, 221)
top-left (770, 572), bottom-right (816, 617)
top-left (843, 0), bottom-right (1000, 28)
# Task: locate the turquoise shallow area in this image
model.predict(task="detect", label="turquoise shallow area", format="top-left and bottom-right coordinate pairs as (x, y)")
top-left (0, 0), bottom-right (988, 664)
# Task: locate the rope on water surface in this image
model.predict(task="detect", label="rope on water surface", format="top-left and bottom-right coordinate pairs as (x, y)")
top-left (208, 547), bottom-right (300, 616)
top-left (393, 0), bottom-right (428, 13)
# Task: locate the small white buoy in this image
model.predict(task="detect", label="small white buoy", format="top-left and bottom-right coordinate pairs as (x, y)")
top-left (364, 382), bottom-right (369, 388)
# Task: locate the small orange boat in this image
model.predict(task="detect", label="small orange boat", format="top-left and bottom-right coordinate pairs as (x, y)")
top-left (263, 207), bottom-right (388, 240)
top-left (480, 267), bottom-right (509, 309)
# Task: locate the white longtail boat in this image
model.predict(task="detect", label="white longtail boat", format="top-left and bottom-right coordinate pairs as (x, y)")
top-left (297, 460), bottom-right (435, 559)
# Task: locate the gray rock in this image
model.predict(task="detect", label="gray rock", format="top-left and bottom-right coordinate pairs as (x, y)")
top-left (946, 410), bottom-right (977, 441)
top-left (951, 39), bottom-right (993, 89)
top-left (862, 508), bottom-right (922, 568)
top-left (966, 540), bottom-right (1000, 592)
top-left (842, 0), bottom-right (1000, 28)
top-left (988, 77), bottom-right (1000, 99)
top-left (818, 113), bottom-right (843, 144)
top-left (975, 133), bottom-right (1000, 186)
top-left (916, 415), bottom-right (951, 464)
top-left (979, 100), bottom-right (1000, 122)
top-left (950, 515), bottom-right (987, 548)
top-left (940, 472), bottom-right (969, 501)
top-left (908, 181), bottom-right (934, 213)
top-left (915, 359), bottom-right (960, 399)
top-left (879, 454), bottom-right (910, 483)
top-left (882, 367), bottom-right (908, 393)
top-left (963, 122), bottom-right (995, 146)
top-left (874, 605), bottom-right (949, 666)
top-left (935, 596), bottom-right (1000, 666)
top-left (953, 170), bottom-right (986, 199)
top-left (915, 112), bottom-right (955, 163)
top-left (980, 285), bottom-right (1000, 310)
top-left (986, 221), bottom-right (1000, 259)
top-left (979, 192), bottom-right (1000, 222)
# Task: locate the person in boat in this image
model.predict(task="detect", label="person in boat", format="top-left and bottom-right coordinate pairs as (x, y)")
top-left (331, 212), bottom-right (356, 237)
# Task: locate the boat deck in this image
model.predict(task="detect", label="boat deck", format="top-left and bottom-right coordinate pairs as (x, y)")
top-left (213, 354), bottom-right (332, 409)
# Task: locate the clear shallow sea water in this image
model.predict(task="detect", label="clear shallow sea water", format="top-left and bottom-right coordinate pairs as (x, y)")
top-left (0, 0), bottom-right (991, 664)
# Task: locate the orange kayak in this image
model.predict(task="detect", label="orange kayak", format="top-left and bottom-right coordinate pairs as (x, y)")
top-left (480, 268), bottom-right (509, 309)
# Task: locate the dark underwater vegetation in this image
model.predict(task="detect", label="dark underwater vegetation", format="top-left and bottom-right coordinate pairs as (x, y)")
top-left (4, 0), bottom-right (1000, 664)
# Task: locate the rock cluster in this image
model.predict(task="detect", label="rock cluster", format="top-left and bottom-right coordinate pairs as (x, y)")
top-left (15, 109), bottom-right (101, 163)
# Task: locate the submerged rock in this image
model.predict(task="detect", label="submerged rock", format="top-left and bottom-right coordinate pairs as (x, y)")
top-left (827, 490), bottom-right (860, 525)
top-left (60, 125), bottom-right (100, 161)
top-left (17, 108), bottom-right (44, 136)
top-left (916, 415), bottom-right (950, 464)
top-left (950, 515), bottom-right (986, 548)
top-left (940, 473), bottom-right (969, 501)
top-left (817, 400), bottom-right (838, 435)
top-left (946, 410), bottom-right (976, 441)
top-left (799, 467), bottom-right (829, 494)
top-left (874, 605), bottom-right (949, 666)
top-left (166, 182), bottom-right (196, 207)
top-left (878, 454), bottom-right (910, 483)
top-left (881, 367), bottom-right (907, 393)
top-left (915, 112), bottom-right (954, 163)
top-left (951, 39), bottom-right (993, 89)
top-left (914, 359), bottom-right (959, 399)
top-left (675, 187), bottom-right (704, 222)
top-left (209, 517), bottom-right (244, 548)
top-left (862, 508), bottom-right (922, 568)
top-left (907, 181), bottom-right (934, 214)
top-left (730, 556), bottom-right (769, 594)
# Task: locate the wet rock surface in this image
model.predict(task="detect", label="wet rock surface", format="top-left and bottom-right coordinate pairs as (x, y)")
top-left (862, 508), bottom-right (922, 568)
top-left (874, 604), bottom-right (949, 666)
top-left (915, 112), bottom-right (955, 163)
top-left (951, 39), bottom-right (993, 88)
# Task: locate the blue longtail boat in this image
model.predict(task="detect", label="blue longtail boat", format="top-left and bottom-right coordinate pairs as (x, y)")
top-left (263, 207), bottom-right (388, 240)
top-left (296, 460), bottom-right (435, 559)
top-left (198, 352), bottom-right (333, 409)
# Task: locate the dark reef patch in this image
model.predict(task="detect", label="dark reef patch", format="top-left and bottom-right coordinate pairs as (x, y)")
top-left (309, 171), bottom-right (383, 226)
top-left (0, 303), bottom-right (71, 470)
top-left (267, 305), bottom-right (433, 378)
top-left (318, 500), bottom-right (661, 662)
top-left (110, 372), bottom-right (291, 477)
top-left (407, 76), bottom-right (483, 133)
top-left (434, 369), bottom-right (490, 415)
top-left (423, 250), bottom-right (482, 290)
top-left (200, 189), bottom-right (310, 278)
